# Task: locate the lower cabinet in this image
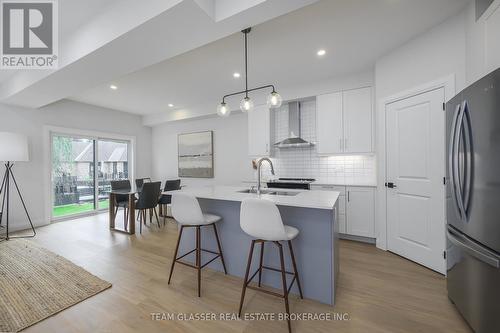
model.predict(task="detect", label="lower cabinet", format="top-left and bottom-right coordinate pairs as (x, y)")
top-left (346, 187), bottom-right (375, 238)
top-left (312, 185), bottom-right (375, 239)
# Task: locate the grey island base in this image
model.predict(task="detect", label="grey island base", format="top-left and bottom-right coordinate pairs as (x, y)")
top-left (170, 186), bottom-right (340, 306)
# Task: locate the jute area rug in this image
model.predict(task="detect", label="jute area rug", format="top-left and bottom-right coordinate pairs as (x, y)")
top-left (0, 239), bottom-right (112, 332)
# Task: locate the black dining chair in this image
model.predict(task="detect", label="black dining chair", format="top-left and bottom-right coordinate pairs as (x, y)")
top-left (136, 181), bottom-right (162, 233)
top-left (110, 180), bottom-right (132, 228)
top-left (158, 179), bottom-right (181, 224)
top-left (135, 178), bottom-right (152, 192)
top-left (135, 177), bottom-right (152, 221)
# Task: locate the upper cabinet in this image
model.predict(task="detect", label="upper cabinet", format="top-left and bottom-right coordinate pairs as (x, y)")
top-left (316, 92), bottom-right (343, 154)
top-left (316, 87), bottom-right (373, 155)
top-left (248, 104), bottom-right (271, 156)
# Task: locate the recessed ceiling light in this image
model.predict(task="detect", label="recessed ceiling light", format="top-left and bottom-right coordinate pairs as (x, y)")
top-left (110, 85), bottom-right (118, 90)
top-left (317, 49), bottom-right (326, 56)
top-left (233, 72), bottom-right (241, 78)
top-left (168, 104), bottom-right (174, 108)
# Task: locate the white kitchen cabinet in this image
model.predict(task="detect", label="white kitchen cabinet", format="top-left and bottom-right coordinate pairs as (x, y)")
top-left (316, 92), bottom-right (343, 154)
top-left (248, 104), bottom-right (270, 156)
top-left (343, 87), bottom-right (373, 153)
top-left (346, 186), bottom-right (375, 238)
top-left (311, 185), bottom-right (375, 239)
top-left (316, 87), bottom-right (373, 155)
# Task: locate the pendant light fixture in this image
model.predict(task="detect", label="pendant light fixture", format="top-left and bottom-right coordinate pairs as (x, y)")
top-left (217, 27), bottom-right (282, 116)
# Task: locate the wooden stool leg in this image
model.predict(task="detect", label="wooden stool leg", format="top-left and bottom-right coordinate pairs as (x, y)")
top-left (196, 226), bottom-right (201, 297)
top-left (288, 240), bottom-right (303, 299)
top-left (238, 240), bottom-right (256, 317)
top-left (258, 242), bottom-right (264, 287)
top-left (277, 241), bottom-right (292, 333)
top-left (168, 225), bottom-right (184, 284)
top-left (212, 223), bottom-right (227, 274)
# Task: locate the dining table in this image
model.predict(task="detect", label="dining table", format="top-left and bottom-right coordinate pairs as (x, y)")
top-left (109, 188), bottom-right (138, 234)
top-left (108, 188), bottom-right (173, 235)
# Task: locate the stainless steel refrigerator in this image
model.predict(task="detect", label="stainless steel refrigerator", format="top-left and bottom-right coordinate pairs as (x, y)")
top-left (446, 67), bottom-right (500, 333)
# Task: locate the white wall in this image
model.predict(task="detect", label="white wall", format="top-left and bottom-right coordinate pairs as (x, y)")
top-left (151, 71), bottom-right (374, 186)
top-left (375, 11), bottom-right (467, 101)
top-left (0, 100), bottom-right (152, 231)
top-left (152, 112), bottom-right (253, 187)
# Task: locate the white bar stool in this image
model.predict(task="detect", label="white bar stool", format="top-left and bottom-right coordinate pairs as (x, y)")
top-left (238, 198), bottom-right (303, 333)
top-left (168, 192), bottom-right (227, 297)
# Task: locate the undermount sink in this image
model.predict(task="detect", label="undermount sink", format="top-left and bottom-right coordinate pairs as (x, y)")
top-left (237, 189), bottom-right (300, 196)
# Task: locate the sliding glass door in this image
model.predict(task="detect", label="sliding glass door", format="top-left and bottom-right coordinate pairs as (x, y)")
top-left (51, 133), bottom-right (130, 219)
top-left (97, 139), bottom-right (129, 210)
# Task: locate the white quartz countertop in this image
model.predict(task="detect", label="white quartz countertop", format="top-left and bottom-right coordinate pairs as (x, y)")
top-left (170, 186), bottom-right (339, 210)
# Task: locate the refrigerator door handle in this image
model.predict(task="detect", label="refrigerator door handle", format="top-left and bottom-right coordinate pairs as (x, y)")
top-left (461, 100), bottom-right (473, 218)
top-left (449, 103), bottom-right (465, 219)
top-left (447, 229), bottom-right (500, 268)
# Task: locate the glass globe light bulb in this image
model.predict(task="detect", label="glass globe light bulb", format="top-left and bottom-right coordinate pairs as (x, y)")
top-left (267, 91), bottom-right (283, 108)
top-left (240, 97), bottom-right (254, 112)
top-left (217, 102), bottom-right (230, 117)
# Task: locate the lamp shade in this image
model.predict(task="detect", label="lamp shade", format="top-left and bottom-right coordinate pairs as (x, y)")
top-left (0, 132), bottom-right (29, 162)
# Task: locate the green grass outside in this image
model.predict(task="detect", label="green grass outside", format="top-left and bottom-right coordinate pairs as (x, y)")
top-left (53, 200), bottom-right (109, 217)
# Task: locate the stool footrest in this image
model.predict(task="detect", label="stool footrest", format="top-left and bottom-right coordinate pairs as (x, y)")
top-left (244, 267), bottom-right (298, 299)
top-left (262, 265), bottom-right (294, 275)
top-left (175, 248), bottom-right (222, 270)
top-left (247, 284), bottom-right (285, 298)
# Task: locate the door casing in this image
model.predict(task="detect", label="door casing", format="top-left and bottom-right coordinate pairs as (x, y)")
top-left (376, 75), bottom-right (456, 273)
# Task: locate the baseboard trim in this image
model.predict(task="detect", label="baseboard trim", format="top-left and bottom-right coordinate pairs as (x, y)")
top-left (339, 233), bottom-right (376, 244)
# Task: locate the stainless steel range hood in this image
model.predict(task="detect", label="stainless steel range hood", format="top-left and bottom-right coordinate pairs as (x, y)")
top-left (274, 101), bottom-right (315, 149)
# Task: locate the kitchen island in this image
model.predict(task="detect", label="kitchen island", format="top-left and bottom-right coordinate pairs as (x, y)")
top-left (170, 186), bottom-right (340, 305)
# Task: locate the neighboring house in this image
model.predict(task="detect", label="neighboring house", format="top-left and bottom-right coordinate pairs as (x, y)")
top-left (74, 141), bottom-right (128, 180)
top-left (53, 140), bottom-right (128, 206)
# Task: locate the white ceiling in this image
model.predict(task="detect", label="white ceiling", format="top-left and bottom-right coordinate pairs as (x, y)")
top-left (70, 0), bottom-right (469, 118)
top-left (0, 0), bottom-right (120, 84)
top-left (0, 0), bottom-right (317, 108)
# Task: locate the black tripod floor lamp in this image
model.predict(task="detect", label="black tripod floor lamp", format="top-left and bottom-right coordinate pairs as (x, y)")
top-left (0, 132), bottom-right (36, 241)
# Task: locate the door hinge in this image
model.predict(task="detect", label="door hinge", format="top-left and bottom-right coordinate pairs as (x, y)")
top-left (443, 102), bottom-right (446, 111)
top-left (443, 251), bottom-right (447, 259)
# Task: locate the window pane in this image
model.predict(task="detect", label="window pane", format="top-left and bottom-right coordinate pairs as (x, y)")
top-left (52, 136), bottom-right (95, 217)
top-left (97, 140), bottom-right (129, 209)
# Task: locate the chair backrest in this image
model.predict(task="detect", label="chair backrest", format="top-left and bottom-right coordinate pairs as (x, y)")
top-left (110, 180), bottom-right (131, 203)
top-left (164, 179), bottom-right (181, 192)
top-left (135, 178), bottom-right (152, 191)
top-left (111, 179), bottom-right (131, 191)
top-left (171, 192), bottom-right (204, 225)
top-left (136, 181), bottom-right (161, 209)
top-left (240, 198), bottom-right (286, 241)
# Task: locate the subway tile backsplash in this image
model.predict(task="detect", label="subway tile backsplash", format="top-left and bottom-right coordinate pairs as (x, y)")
top-left (262, 99), bottom-right (376, 183)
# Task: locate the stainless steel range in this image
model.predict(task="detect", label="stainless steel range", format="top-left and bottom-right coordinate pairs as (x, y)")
top-left (267, 178), bottom-right (315, 190)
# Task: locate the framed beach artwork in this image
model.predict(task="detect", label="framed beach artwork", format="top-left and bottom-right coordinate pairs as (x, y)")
top-left (178, 131), bottom-right (214, 178)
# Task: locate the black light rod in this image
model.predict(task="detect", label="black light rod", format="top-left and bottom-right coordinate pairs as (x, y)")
top-left (222, 84), bottom-right (276, 103)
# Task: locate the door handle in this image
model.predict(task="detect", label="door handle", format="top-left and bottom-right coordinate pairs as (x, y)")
top-left (449, 103), bottom-right (466, 220)
top-left (461, 100), bottom-right (473, 219)
top-left (447, 229), bottom-right (499, 268)
top-left (385, 182), bottom-right (397, 189)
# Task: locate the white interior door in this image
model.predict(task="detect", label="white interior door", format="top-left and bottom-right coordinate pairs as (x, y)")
top-left (386, 87), bottom-right (446, 274)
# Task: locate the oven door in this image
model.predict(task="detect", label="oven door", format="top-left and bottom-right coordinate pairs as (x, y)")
top-left (447, 226), bottom-right (500, 333)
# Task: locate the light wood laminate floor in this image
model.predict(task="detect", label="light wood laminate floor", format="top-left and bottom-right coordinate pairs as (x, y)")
top-left (20, 212), bottom-right (471, 333)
